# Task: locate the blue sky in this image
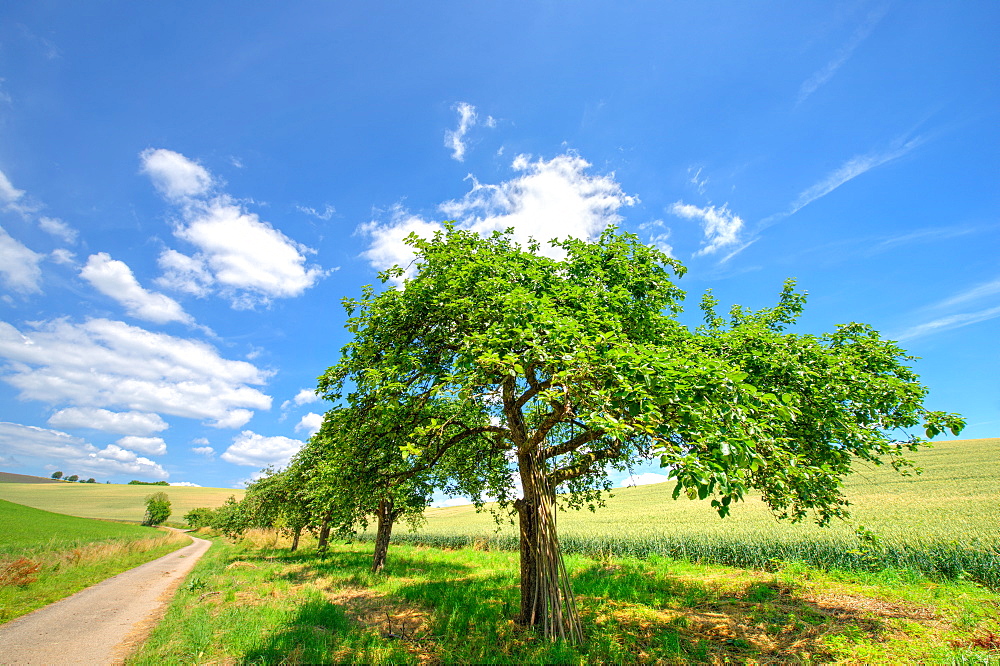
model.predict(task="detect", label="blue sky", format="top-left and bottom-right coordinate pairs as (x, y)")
top-left (0, 2), bottom-right (997, 492)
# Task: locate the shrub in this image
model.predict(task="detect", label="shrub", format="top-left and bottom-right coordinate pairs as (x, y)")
top-left (184, 507), bottom-right (216, 528)
top-left (142, 492), bottom-right (172, 526)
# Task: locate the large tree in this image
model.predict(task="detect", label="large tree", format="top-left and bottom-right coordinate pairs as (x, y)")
top-left (320, 225), bottom-right (962, 642)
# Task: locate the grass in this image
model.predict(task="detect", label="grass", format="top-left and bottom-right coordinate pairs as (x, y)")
top-left (130, 531), bottom-right (1000, 664)
top-left (363, 438), bottom-right (1000, 587)
top-left (0, 499), bottom-right (190, 623)
top-left (0, 482), bottom-right (244, 523)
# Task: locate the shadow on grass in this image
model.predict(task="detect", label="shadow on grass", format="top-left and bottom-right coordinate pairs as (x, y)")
top-left (231, 544), bottom-right (927, 664)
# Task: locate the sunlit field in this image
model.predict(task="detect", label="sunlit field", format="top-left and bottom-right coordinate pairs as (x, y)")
top-left (0, 500), bottom-right (188, 623)
top-left (0, 481), bottom-right (244, 524)
top-left (365, 438), bottom-right (1000, 587)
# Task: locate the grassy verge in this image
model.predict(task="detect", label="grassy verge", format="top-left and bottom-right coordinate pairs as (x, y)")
top-left (130, 531), bottom-right (1000, 664)
top-left (0, 500), bottom-right (191, 623)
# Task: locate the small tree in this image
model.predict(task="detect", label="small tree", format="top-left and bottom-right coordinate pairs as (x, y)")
top-left (51, 471), bottom-right (63, 480)
top-left (142, 492), bottom-right (171, 526)
top-left (86, 478), bottom-right (96, 483)
top-left (66, 474), bottom-right (79, 482)
top-left (183, 507), bottom-right (216, 528)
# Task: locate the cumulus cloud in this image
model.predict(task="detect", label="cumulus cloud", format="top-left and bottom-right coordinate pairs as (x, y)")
top-left (0, 318), bottom-right (272, 428)
top-left (0, 226), bottom-right (43, 293)
top-left (115, 435), bottom-right (167, 456)
top-left (140, 148), bottom-right (213, 201)
top-left (81, 253), bottom-right (195, 325)
top-left (220, 430), bottom-right (304, 468)
top-left (295, 412), bottom-right (323, 436)
top-left (360, 153), bottom-right (636, 277)
top-left (47, 407), bottom-right (168, 435)
top-left (170, 481), bottom-right (201, 487)
top-left (0, 169), bottom-right (36, 215)
top-left (669, 202), bottom-right (745, 257)
top-left (141, 149), bottom-right (327, 309)
top-left (430, 497), bottom-right (474, 508)
top-left (0, 421), bottom-right (168, 480)
top-left (281, 388), bottom-right (320, 410)
top-left (192, 445), bottom-right (215, 457)
top-left (38, 217), bottom-right (78, 244)
top-left (50, 248), bottom-right (77, 265)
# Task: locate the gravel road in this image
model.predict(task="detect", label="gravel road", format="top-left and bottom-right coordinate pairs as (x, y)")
top-left (0, 530), bottom-right (211, 665)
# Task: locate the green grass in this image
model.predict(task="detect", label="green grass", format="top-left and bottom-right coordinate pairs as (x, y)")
top-left (0, 499), bottom-right (190, 623)
top-left (129, 533), bottom-right (1000, 664)
top-left (363, 438), bottom-right (1000, 587)
top-left (0, 482), bottom-right (244, 523)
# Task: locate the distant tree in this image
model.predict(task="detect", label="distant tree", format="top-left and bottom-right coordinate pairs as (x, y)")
top-left (86, 478), bottom-right (96, 483)
top-left (142, 492), bottom-right (172, 526)
top-left (51, 471), bottom-right (63, 480)
top-left (129, 480), bottom-right (169, 486)
top-left (183, 507), bottom-right (216, 528)
top-left (66, 474), bottom-right (79, 482)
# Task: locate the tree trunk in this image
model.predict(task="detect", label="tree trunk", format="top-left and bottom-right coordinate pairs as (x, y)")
top-left (290, 525), bottom-right (301, 552)
top-left (371, 497), bottom-right (396, 573)
top-left (515, 451), bottom-right (583, 643)
top-left (316, 512), bottom-right (332, 554)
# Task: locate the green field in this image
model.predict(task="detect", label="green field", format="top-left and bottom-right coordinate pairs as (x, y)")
top-left (370, 438), bottom-right (1000, 586)
top-left (0, 481), bottom-right (244, 523)
top-left (0, 499), bottom-right (158, 553)
top-left (0, 499), bottom-right (189, 623)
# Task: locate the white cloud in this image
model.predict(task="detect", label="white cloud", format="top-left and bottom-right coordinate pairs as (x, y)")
top-left (896, 305), bottom-right (1000, 341)
top-left (142, 148), bottom-right (327, 308)
top-left (688, 166), bottom-right (708, 195)
top-left (761, 136), bottom-right (923, 229)
top-left (934, 278), bottom-right (1000, 310)
top-left (47, 407), bottom-right (168, 435)
top-left (430, 497), bottom-right (474, 508)
top-left (38, 217), bottom-right (78, 244)
top-left (50, 248), bottom-right (77, 265)
top-left (0, 421), bottom-right (168, 480)
top-left (0, 318), bottom-right (272, 427)
top-left (796, 6), bottom-right (887, 106)
top-left (620, 472), bottom-right (671, 487)
top-left (669, 202), bottom-right (745, 257)
top-left (158, 197), bottom-right (326, 308)
top-left (170, 481), bottom-right (201, 487)
top-left (295, 412), bottom-right (323, 436)
top-left (360, 153), bottom-right (636, 278)
top-left (221, 430), bottom-right (304, 468)
top-left (281, 388), bottom-right (320, 410)
top-left (81, 252), bottom-right (195, 325)
top-left (115, 435), bottom-right (167, 456)
top-left (0, 169), bottom-right (33, 215)
top-left (0, 226), bottom-right (43, 294)
top-left (192, 445), bottom-right (215, 457)
top-left (444, 102), bottom-right (478, 162)
top-left (209, 408), bottom-right (254, 429)
top-left (296, 204), bottom-right (335, 220)
top-left (140, 148), bottom-right (213, 201)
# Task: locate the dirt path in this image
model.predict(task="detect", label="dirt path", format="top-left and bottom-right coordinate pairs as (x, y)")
top-left (0, 530), bottom-right (211, 665)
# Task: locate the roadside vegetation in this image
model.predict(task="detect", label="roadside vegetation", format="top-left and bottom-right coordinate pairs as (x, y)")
top-left (130, 531), bottom-right (1000, 664)
top-left (0, 499), bottom-right (189, 623)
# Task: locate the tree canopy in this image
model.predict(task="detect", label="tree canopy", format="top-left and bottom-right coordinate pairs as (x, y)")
top-left (317, 224), bottom-right (963, 641)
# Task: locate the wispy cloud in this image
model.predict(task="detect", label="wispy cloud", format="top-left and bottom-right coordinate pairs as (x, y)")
top-left (933, 278), bottom-right (1000, 310)
top-left (295, 204), bottom-right (335, 220)
top-left (444, 102), bottom-right (495, 162)
top-left (796, 5), bottom-right (889, 105)
top-left (761, 135), bottom-right (924, 229)
top-left (669, 201), bottom-right (745, 257)
top-left (897, 305), bottom-right (1000, 341)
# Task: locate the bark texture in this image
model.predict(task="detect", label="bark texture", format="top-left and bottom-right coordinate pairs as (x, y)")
top-left (371, 497), bottom-right (397, 573)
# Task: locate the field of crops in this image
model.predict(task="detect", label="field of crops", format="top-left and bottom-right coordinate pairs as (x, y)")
top-left (0, 499), bottom-right (158, 554)
top-left (0, 482), bottom-right (244, 523)
top-left (370, 438), bottom-right (1000, 586)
